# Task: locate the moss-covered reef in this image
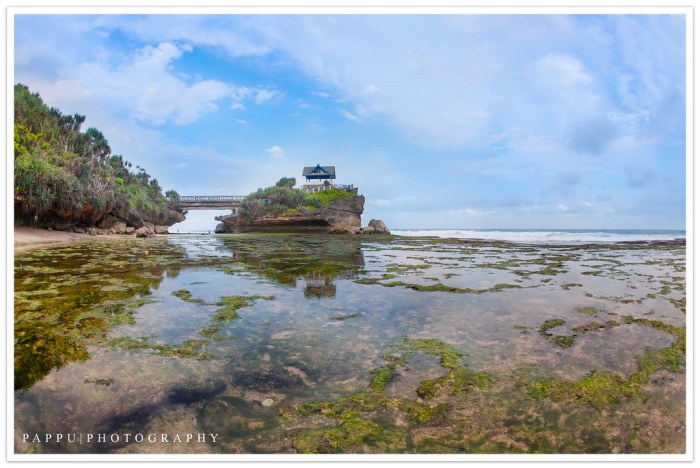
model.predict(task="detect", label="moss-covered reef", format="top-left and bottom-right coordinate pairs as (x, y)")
top-left (279, 337), bottom-right (494, 454)
top-left (530, 316), bottom-right (685, 408)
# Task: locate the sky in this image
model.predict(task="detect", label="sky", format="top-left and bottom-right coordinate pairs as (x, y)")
top-left (12, 13), bottom-right (687, 231)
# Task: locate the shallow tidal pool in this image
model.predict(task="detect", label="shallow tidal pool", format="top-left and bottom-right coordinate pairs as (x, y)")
top-left (13, 234), bottom-right (686, 454)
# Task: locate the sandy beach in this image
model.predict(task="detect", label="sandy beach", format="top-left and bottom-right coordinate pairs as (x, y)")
top-left (14, 227), bottom-right (107, 252)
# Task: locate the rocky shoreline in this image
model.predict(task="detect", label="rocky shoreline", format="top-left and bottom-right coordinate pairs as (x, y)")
top-left (14, 192), bottom-right (390, 238)
top-left (14, 196), bottom-right (186, 238)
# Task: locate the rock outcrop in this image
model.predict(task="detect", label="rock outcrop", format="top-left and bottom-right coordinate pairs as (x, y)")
top-left (361, 219), bottom-right (391, 234)
top-left (14, 195), bottom-right (185, 236)
top-left (215, 195), bottom-right (365, 234)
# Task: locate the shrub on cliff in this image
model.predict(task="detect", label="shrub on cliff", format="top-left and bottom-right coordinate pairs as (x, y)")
top-left (304, 189), bottom-right (354, 207)
top-left (239, 178), bottom-right (357, 221)
top-left (239, 180), bottom-right (305, 220)
top-left (13, 83), bottom-right (175, 225)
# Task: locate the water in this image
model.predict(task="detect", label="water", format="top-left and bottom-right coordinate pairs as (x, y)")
top-left (13, 234), bottom-right (686, 454)
top-left (393, 229), bottom-right (686, 244)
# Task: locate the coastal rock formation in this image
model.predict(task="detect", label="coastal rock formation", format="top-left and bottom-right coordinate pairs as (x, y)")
top-left (14, 195), bottom-right (185, 236)
top-left (215, 195), bottom-right (365, 234)
top-left (362, 219), bottom-right (391, 235)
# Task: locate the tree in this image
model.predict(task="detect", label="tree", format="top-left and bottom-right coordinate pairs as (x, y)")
top-left (275, 177), bottom-right (296, 188)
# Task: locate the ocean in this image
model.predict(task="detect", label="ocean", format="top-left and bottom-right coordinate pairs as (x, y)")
top-left (392, 228), bottom-right (686, 244)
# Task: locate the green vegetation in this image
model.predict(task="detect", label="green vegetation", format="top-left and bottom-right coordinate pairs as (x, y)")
top-left (238, 177), bottom-right (355, 220)
top-left (14, 83), bottom-right (177, 224)
top-left (304, 188), bottom-right (354, 207)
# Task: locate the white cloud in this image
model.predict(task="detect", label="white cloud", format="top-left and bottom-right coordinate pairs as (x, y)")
top-left (266, 145), bottom-right (285, 158)
top-left (447, 208), bottom-right (496, 217)
top-left (340, 109), bottom-right (363, 123)
top-left (534, 52), bottom-right (593, 87)
top-left (17, 39), bottom-right (276, 127)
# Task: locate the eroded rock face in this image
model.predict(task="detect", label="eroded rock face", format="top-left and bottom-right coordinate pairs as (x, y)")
top-left (14, 195), bottom-right (186, 236)
top-left (215, 195), bottom-right (365, 234)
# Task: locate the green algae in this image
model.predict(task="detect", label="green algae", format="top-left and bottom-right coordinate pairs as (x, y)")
top-left (575, 306), bottom-right (603, 316)
top-left (552, 335), bottom-right (575, 349)
top-left (416, 367), bottom-right (495, 399)
top-left (171, 289), bottom-right (207, 304)
top-left (530, 317), bottom-right (685, 409)
top-left (538, 319), bottom-right (565, 336)
top-left (14, 234), bottom-right (687, 453)
top-left (201, 295), bottom-right (274, 340)
top-left (281, 337), bottom-right (492, 453)
top-left (530, 370), bottom-right (642, 409)
top-left (384, 337), bottom-right (464, 370)
top-left (369, 365), bottom-right (397, 392)
top-left (107, 336), bottom-right (213, 360)
top-left (354, 278), bottom-right (521, 295)
top-left (330, 313), bottom-right (362, 321)
top-left (571, 321), bottom-right (621, 334)
top-left (538, 319), bottom-right (573, 349)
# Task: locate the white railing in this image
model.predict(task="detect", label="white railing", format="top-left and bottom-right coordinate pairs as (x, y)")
top-left (301, 184), bottom-right (355, 194)
top-left (178, 195), bottom-right (245, 202)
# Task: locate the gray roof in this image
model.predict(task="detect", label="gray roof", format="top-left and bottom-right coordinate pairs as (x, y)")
top-left (302, 165), bottom-right (336, 178)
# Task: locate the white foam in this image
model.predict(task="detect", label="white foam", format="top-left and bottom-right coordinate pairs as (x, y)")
top-left (393, 229), bottom-right (684, 244)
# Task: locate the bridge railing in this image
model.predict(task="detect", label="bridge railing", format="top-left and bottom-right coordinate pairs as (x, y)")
top-left (177, 195), bottom-right (245, 202)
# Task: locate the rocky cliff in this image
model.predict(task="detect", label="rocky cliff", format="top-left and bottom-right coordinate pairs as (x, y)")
top-left (215, 195), bottom-right (367, 234)
top-left (14, 196), bottom-right (186, 237)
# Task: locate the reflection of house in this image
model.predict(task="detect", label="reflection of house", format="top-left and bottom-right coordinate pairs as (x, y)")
top-left (301, 164), bottom-right (355, 194)
top-left (303, 271), bottom-right (337, 299)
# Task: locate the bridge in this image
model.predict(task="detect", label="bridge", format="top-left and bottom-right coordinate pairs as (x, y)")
top-left (174, 195), bottom-right (244, 211)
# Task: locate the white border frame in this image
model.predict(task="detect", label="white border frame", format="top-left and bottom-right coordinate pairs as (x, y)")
top-left (3, 2), bottom-right (695, 464)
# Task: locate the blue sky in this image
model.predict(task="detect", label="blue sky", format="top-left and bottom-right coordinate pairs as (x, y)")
top-left (13, 13), bottom-right (686, 231)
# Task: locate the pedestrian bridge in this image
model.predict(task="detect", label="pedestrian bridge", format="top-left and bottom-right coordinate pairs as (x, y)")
top-left (175, 195), bottom-right (244, 210)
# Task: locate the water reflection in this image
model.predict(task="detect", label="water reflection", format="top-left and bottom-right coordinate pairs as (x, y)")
top-left (216, 234), bottom-right (365, 298)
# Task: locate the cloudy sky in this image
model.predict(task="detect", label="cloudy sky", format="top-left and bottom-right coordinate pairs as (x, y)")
top-left (13, 13), bottom-right (686, 231)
